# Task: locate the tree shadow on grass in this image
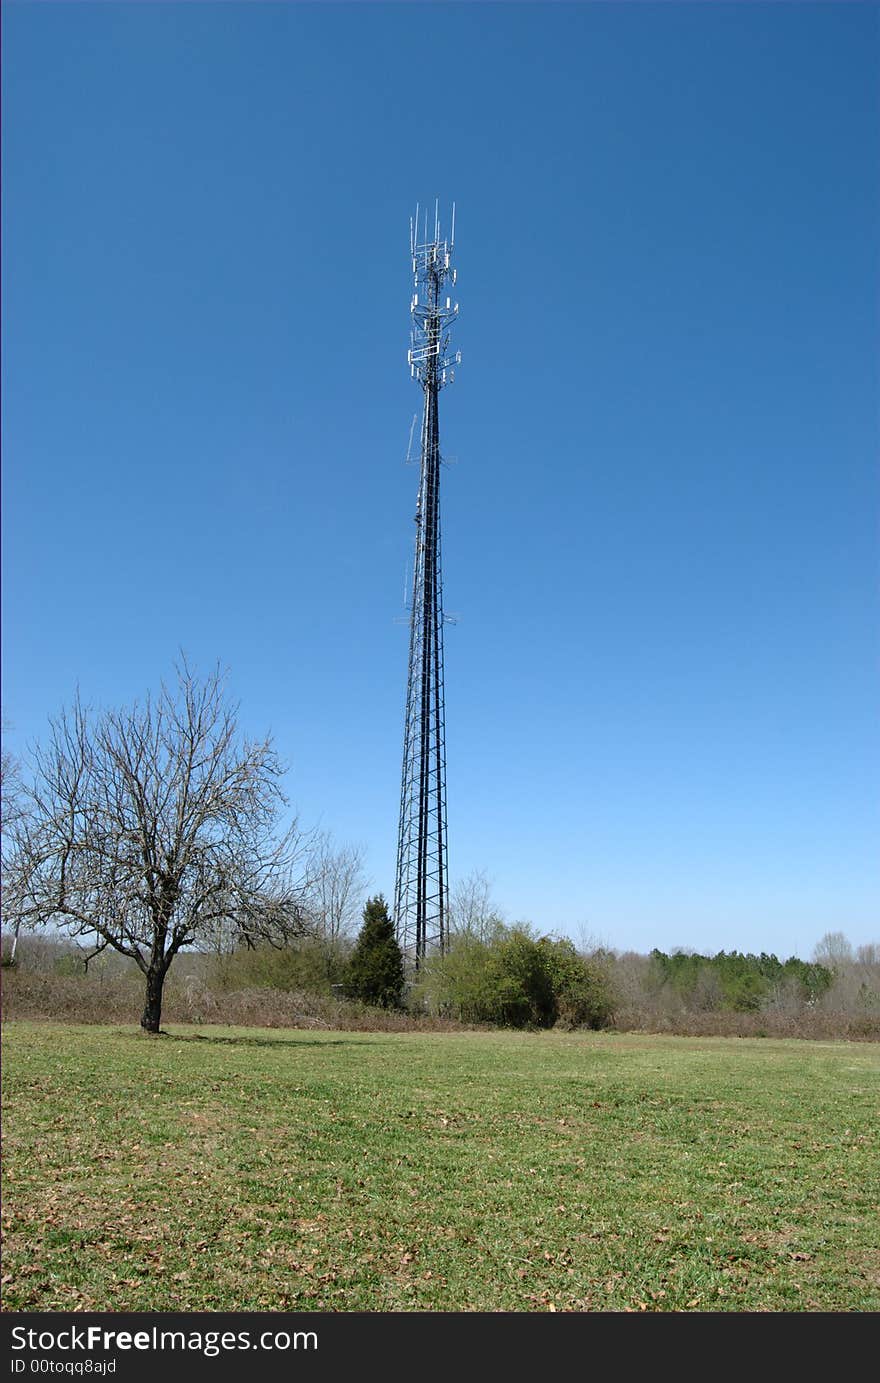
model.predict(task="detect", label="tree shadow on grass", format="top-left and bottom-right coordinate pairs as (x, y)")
top-left (181, 1032), bottom-right (381, 1050)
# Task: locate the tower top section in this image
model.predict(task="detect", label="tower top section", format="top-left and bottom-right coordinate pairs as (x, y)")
top-left (408, 200), bottom-right (461, 389)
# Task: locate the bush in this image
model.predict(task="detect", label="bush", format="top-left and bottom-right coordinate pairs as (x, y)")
top-left (419, 927), bottom-right (614, 1029)
top-left (420, 929), bottom-right (547, 1026)
top-left (416, 935), bottom-right (501, 1023)
top-left (538, 938), bottom-right (616, 1029)
top-left (207, 937), bottom-right (348, 995)
top-left (493, 929), bottom-right (557, 1026)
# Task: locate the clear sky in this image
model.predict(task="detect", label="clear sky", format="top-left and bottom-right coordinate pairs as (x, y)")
top-left (3, 1), bottom-right (878, 959)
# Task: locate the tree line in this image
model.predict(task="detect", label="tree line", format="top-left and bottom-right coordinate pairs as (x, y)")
top-left (646, 947), bottom-right (833, 1012)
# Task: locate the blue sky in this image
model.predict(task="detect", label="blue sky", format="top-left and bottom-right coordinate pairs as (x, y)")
top-left (3, 2), bottom-right (878, 959)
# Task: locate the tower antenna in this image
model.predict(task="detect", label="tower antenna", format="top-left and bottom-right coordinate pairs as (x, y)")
top-left (394, 202), bottom-right (461, 969)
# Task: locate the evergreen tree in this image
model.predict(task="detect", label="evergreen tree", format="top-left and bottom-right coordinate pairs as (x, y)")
top-left (344, 895), bottom-right (405, 1008)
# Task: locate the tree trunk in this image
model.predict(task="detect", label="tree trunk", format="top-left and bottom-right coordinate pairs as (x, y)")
top-left (141, 964), bottom-right (166, 1033)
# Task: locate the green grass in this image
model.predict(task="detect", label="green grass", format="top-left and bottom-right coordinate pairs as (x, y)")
top-left (2, 1022), bottom-right (878, 1311)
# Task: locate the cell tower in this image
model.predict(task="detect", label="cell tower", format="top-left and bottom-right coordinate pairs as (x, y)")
top-left (394, 201), bottom-right (460, 969)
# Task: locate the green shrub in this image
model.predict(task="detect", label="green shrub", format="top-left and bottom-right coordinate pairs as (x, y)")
top-left (417, 929), bottom-right (540, 1026)
top-left (538, 937), bottom-right (616, 1029)
top-left (208, 937), bottom-right (348, 995)
top-left (494, 929), bottom-right (556, 1026)
top-left (420, 927), bottom-right (614, 1029)
top-left (415, 935), bottom-right (505, 1023)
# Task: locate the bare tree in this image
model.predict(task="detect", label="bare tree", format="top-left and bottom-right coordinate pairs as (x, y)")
top-left (448, 869), bottom-right (504, 941)
top-left (813, 931), bottom-right (854, 970)
top-left (310, 834), bottom-right (366, 944)
top-left (575, 923), bottom-right (615, 960)
top-left (193, 832), bottom-right (364, 959)
top-left (7, 662), bottom-right (316, 1031)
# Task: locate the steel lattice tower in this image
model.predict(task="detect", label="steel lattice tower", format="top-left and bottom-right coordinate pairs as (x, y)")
top-left (394, 203), bottom-right (460, 969)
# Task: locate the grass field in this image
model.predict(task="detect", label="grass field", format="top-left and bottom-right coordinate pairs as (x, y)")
top-left (2, 1022), bottom-right (878, 1312)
